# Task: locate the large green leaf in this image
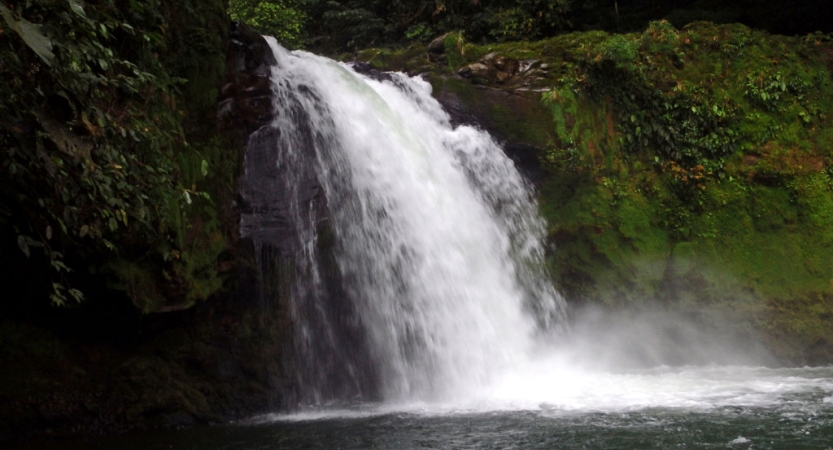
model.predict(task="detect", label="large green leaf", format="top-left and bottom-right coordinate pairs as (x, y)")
top-left (0, 4), bottom-right (55, 66)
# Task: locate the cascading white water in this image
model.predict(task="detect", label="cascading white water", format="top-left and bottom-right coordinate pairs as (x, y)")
top-left (263, 37), bottom-right (566, 402)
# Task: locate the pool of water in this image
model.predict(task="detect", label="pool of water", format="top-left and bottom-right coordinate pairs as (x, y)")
top-left (16, 365), bottom-right (833, 450)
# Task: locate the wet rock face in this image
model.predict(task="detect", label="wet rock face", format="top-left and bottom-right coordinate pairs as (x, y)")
top-left (217, 22), bottom-right (326, 254)
top-left (352, 61), bottom-right (396, 83)
top-left (218, 22), bottom-right (278, 136)
top-left (218, 23), bottom-right (378, 408)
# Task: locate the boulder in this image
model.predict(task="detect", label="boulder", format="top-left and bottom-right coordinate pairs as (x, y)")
top-left (457, 54), bottom-right (524, 85)
top-left (427, 33), bottom-right (450, 63)
top-left (457, 62), bottom-right (491, 84)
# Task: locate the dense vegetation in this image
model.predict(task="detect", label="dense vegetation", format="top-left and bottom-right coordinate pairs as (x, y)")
top-left (0, 1), bottom-right (272, 441)
top-left (229, 0), bottom-right (832, 52)
top-left (0, 0), bottom-right (234, 313)
top-left (533, 23), bottom-right (833, 358)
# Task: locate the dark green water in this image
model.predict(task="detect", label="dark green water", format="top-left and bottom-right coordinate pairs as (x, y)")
top-left (14, 366), bottom-right (833, 449)
top-left (16, 407), bottom-right (833, 450)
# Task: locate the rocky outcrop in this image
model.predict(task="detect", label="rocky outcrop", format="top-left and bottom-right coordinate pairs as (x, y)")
top-left (0, 277), bottom-right (291, 442)
top-left (219, 23), bottom-right (327, 255)
top-left (427, 33), bottom-right (450, 63)
top-left (219, 22), bottom-right (278, 136)
top-left (356, 35), bottom-right (556, 185)
top-left (457, 53), bottom-right (549, 89)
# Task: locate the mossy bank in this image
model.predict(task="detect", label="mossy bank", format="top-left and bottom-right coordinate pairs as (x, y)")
top-left (356, 22), bottom-right (833, 364)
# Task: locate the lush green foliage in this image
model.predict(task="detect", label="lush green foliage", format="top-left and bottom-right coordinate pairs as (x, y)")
top-left (228, 0), bottom-right (307, 48)
top-left (227, 0), bottom-right (582, 51)
top-left (0, 0), bottom-right (233, 310)
top-left (308, 0), bottom-right (578, 50)
top-left (229, 0), bottom-right (830, 53)
top-left (488, 0), bottom-right (572, 41)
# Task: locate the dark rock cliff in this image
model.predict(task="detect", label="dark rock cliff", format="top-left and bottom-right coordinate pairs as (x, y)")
top-left (223, 26), bottom-right (378, 408)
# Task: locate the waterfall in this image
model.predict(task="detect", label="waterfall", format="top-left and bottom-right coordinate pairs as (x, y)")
top-left (246, 37), bottom-right (567, 406)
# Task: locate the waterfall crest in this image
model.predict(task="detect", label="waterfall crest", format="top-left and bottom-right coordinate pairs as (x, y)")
top-left (248, 38), bottom-right (566, 405)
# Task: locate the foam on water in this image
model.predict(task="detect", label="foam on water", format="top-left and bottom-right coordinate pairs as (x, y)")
top-left (482, 362), bottom-right (833, 413)
top-left (260, 365), bottom-right (833, 422)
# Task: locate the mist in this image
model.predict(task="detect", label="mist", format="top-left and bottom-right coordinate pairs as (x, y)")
top-left (549, 302), bottom-right (777, 371)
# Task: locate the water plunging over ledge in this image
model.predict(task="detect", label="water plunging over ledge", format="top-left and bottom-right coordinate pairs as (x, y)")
top-left (241, 37), bottom-right (567, 406)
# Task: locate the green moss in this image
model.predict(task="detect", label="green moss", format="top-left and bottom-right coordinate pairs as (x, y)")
top-left (530, 23), bottom-right (833, 360)
top-left (793, 173), bottom-right (833, 244)
top-left (443, 32), bottom-right (474, 69)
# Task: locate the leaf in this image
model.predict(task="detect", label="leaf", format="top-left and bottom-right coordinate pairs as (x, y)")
top-left (17, 235), bottom-right (30, 258)
top-left (68, 0), bottom-right (87, 18)
top-left (101, 239), bottom-right (116, 251)
top-left (0, 4), bottom-right (55, 66)
top-left (79, 224), bottom-right (90, 237)
top-left (50, 284), bottom-right (66, 307)
top-left (69, 289), bottom-right (84, 303)
top-left (200, 159), bottom-right (209, 177)
top-left (46, 225), bottom-right (52, 240)
top-left (108, 217), bottom-right (118, 231)
top-left (51, 260), bottom-right (71, 273)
